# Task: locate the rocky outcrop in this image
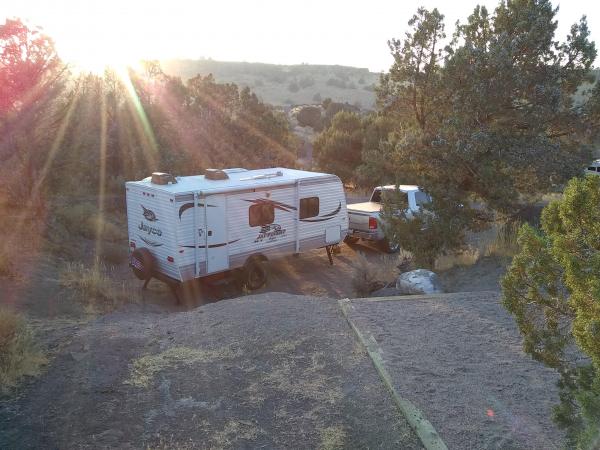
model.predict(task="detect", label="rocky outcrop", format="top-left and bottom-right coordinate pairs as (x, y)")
top-left (395, 269), bottom-right (444, 295)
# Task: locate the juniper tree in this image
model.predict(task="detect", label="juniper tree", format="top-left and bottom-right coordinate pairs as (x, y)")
top-left (503, 175), bottom-right (600, 448)
top-left (374, 1), bottom-right (597, 261)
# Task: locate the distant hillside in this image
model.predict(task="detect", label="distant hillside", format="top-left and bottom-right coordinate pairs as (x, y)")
top-left (161, 59), bottom-right (381, 109)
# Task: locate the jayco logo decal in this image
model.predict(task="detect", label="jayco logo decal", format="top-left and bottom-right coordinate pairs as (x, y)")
top-left (139, 221), bottom-right (162, 236)
top-left (254, 223), bottom-right (286, 243)
top-left (141, 205), bottom-right (158, 222)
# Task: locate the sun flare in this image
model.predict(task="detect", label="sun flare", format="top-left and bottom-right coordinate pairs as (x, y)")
top-left (65, 39), bottom-right (142, 74)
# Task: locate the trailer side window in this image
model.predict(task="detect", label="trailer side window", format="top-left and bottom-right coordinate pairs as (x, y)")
top-left (249, 203), bottom-right (275, 227)
top-left (300, 197), bottom-right (320, 219)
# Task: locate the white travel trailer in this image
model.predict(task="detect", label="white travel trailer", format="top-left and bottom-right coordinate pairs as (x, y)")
top-left (126, 168), bottom-right (348, 294)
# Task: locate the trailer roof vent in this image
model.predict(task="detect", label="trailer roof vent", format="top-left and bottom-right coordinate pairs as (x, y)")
top-left (151, 172), bottom-right (177, 185)
top-left (204, 168), bottom-right (229, 180)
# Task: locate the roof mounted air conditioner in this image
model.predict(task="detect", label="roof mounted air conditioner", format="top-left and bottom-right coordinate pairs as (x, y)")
top-left (204, 168), bottom-right (229, 180)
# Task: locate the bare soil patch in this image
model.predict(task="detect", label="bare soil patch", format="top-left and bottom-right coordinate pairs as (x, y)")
top-left (0, 294), bottom-right (421, 449)
top-left (345, 292), bottom-right (566, 450)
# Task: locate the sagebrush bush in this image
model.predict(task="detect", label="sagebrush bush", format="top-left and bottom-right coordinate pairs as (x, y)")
top-left (59, 261), bottom-right (139, 312)
top-left (434, 248), bottom-right (480, 271)
top-left (0, 308), bottom-right (46, 392)
top-left (351, 253), bottom-right (401, 297)
top-left (55, 203), bottom-right (126, 242)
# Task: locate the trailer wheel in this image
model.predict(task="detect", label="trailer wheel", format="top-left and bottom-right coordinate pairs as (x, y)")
top-left (130, 248), bottom-right (155, 281)
top-left (244, 258), bottom-right (267, 290)
top-left (344, 235), bottom-right (359, 244)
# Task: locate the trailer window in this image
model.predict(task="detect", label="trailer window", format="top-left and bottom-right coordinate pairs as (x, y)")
top-left (249, 203), bottom-right (274, 227)
top-left (300, 197), bottom-right (320, 219)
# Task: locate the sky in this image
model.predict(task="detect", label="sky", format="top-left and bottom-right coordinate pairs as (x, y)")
top-left (2, 0), bottom-right (599, 72)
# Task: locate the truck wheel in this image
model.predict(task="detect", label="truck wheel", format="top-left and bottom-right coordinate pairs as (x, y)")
top-left (244, 258), bottom-right (267, 290)
top-left (344, 235), bottom-right (359, 244)
top-left (380, 239), bottom-right (400, 254)
top-left (130, 248), bottom-right (155, 281)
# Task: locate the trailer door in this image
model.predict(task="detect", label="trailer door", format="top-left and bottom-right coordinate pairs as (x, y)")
top-left (205, 195), bottom-right (229, 273)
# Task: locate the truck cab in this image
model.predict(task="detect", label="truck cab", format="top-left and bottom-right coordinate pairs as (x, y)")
top-left (345, 185), bottom-right (431, 252)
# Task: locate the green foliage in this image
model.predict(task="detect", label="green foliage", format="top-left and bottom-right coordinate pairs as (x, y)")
top-left (314, 110), bottom-right (396, 185)
top-left (370, 1), bottom-right (598, 263)
top-left (313, 111), bottom-right (363, 182)
top-left (502, 176), bottom-right (600, 448)
top-left (380, 188), bottom-right (470, 267)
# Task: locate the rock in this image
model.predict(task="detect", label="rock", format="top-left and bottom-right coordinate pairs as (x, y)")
top-left (395, 269), bottom-right (444, 295)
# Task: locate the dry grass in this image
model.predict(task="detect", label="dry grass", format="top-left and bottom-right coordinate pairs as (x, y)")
top-left (260, 351), bottom-right (343, 405)
top-left (434, 221), bottom-right (522, 271)
top-left (125, 346), bottom-right (241, 388)
top-left (319, 426), bottom-right (347, 450)
top-left (0, 308), bottom-right (46, 393)
top-left (351, 252), bottom-right (404, 296)
top-left (211, 420), bottom-right (262, 449)
top-left (434, 248), bottom-right (481, 271)
top-left (59, 261), bottom-right (140, 312)
top-left (55, 203), bottom-right (126, 242)
top-left (0, 251), bottom-right (14, 278)
top-left (484, 221), bottom-right (521, 258)
top-left (351, 253), bottom-right (382, 297)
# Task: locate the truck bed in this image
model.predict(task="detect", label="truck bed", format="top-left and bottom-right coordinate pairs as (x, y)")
top-left (347, 201), bottom-right (381, 214)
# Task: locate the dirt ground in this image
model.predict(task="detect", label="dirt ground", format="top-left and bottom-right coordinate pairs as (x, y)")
top-left (345, 293), bottom-right (567, 450)
top-left (0, 294), bottom-right (421, 449)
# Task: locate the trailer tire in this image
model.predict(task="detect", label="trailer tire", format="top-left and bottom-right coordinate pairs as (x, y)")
top-left (244, 258), bottom-right (267, 290)
top-left (130, 248), bottom-right (155, 281)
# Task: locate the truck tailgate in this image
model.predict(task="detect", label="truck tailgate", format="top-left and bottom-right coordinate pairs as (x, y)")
top-left (347, 202), bottom-right (380, 231)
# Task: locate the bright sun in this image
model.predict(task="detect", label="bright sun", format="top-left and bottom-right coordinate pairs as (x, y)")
top-left (66, 38), bottom-right (142, 74)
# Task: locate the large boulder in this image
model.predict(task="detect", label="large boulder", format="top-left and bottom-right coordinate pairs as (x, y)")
top-left (395, 269), bottom-right (444, 295)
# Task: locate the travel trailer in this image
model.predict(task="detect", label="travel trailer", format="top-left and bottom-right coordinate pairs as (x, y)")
top-left (126, 168), bottom-right (348, 295)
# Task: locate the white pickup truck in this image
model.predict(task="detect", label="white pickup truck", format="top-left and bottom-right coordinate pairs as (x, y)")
top-left (345, 185), bottom-right (431, 252)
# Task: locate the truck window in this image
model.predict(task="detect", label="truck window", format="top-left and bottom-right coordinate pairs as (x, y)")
top-left (371, 189), bottom-right (382, 203)
top-left (249, 203), bottom-right (275, 227)
top-left (300, 197), bottom-right (319, 219)
top-left (415, 191), bottom-right (432, 206)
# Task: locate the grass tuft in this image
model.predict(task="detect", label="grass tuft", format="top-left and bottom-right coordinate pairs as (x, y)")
top-left (0, 308), bottom-right (46, 392)
top-left (484, 221), bottom-right (521, 258)
top-left (319, 426), bottom-right (347, 450)
top-left (126, 346), bottom-right (241, 388)
top-left (59, 261), bottom-right (139, 312)
top-left (351, 253), bottom-right (402, 296)
top-left (434, 248), bottom-right (480, 271)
